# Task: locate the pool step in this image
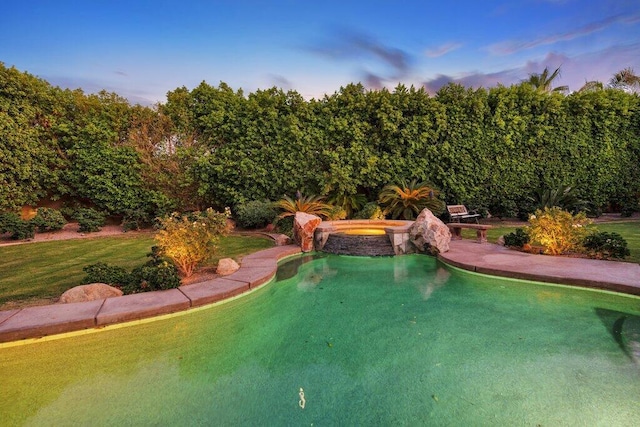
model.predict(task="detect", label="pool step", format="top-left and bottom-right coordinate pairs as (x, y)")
top-left (321, 234), bottom-right (395, 256)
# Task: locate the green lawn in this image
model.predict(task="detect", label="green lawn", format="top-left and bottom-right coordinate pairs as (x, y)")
top-left (0, 234), bottom-right (274, 308)
top-left (462, 220), bottom-right (640, 263)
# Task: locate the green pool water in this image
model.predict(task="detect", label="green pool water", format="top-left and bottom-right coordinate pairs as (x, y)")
top-left (1, 254), bottom-right (639, 425)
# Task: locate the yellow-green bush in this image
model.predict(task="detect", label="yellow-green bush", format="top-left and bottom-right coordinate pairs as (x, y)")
top-left (154, 208), bottom-right (228, 277)
top-left (526, 207), bottom-right (592, 255)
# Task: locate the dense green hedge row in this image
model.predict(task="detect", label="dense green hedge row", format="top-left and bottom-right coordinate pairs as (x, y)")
top-left (1, 63), bottom-right (639, 219)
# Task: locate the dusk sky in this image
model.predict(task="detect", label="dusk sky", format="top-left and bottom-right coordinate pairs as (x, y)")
top-left (2, 0), bottom-right (639, 105)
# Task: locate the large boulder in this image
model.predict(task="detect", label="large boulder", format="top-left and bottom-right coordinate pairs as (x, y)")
top-left (216, 258), bottom-right (240, 276)
top-left (59, 283), bottom-right (123, 303)
top-left (293, 212), bottom-right (322, 252)
top-left (409, 209), bottom-right (451, 254)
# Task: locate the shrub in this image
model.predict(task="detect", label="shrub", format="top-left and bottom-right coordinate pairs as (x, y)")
top-left (526, 207), bottom-right (592, 255)
top-left (0, 212), bottom-right (35, 240)
top-left (121, 208), bottom-right (153, 232)
top-left (583, 232), bottom-right (630, 259)
top-left (234, 200), bottom-right (277, 229)
top-left (126, 248), bottom-right (181, 293)
top-left (155, 208), bottom-right (229, 277)
top-left (326, 205), bottom-right (347, 220)
top-left (82, 262), bottom-right (131, 286)
top-left (353, 202), bottom-right (385, 220)
top-left (503, 228), bottom-right (530, 248)
top-left (274, 215), bottom-right (294, 237)
top-left (75, 208), bottom-right (106, 232)
top-left (31, 208), bottom-right (66, 232)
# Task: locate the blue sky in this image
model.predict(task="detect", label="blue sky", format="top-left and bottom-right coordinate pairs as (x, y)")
top-left (1, 0), bottom-right (639, 105)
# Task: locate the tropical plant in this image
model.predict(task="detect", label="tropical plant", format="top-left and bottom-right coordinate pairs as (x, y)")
top-left (523, 66), bottom-right (568, 93)
top-left (274, 194), bottom-right (331, 219)
top-left (526, 207), bottom-right (592, 255)
top-left (577, 81), bottom-right (604, 92)
top-left (378, 180), bottom-right (446, 220)
top-left (608, 67), bottom-right (640, 93)
top-left (154, 208), bottom-right (228, 277)
top-left (530, 184), bottom-right (585, 213)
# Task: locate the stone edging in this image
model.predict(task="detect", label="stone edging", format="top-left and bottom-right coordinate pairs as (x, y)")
top-left (0, 245), bottom-right (302, 343)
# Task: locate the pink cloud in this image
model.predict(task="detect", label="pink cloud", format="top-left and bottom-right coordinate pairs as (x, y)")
top-left (425, 42), bottom-right (462, 58)
top-left (488, 13), bottom-right (640, 55)
top-left (422, 42), bottom-right (640, 93)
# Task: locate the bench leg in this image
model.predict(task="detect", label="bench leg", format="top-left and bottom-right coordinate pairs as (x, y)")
top-left (476, 229), bottom-right (487, 243)
top-left (451, 227), bottom-right (462, 240)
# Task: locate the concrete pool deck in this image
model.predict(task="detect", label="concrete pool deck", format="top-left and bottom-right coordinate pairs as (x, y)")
top-left (1, 240), bottom-right (639, 343)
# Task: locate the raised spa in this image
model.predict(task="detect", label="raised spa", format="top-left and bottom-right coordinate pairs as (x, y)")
top-left (314, 219), bottom-right (413, 256)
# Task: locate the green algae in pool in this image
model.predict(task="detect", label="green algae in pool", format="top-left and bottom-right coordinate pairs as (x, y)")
top-left (1, 254), bottom-right (639, 425)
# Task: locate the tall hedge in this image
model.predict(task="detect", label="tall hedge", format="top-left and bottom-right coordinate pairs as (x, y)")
top-left (2, 62), bottom-right (639, 218)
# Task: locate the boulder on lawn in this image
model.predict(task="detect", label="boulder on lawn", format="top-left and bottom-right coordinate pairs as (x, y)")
top-left (59, 283), bottom-right (123, 303)
top-left (409, 208), bottom-right (451, 255)
top-left (216, 258), bottom-right (240, 275)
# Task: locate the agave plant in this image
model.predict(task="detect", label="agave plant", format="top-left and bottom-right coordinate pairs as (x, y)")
top-left (274, 194), bottom-right (331, 219)
top-left (531, 184), bottom-right (585, 213)
top-left (378, 180), bottom-right (446, 220)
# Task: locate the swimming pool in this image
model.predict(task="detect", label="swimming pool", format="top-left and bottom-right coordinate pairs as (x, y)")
top-left (1, 254), bottom-right (639, 425)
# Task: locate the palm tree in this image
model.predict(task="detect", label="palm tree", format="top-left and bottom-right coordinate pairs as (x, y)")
top-left (378, 180), bottom-right (445, 220)
top-left (609, 67), bottom-right (640, 93)
top-left (523, 67), bottom-right (569, 93)
top-left (577, 81), bottom-right (604, 92)
top-left (274, 194), bottom-right (331, 219)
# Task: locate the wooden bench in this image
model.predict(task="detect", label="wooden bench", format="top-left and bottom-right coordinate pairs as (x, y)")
top-left (447, 223), bottom-right (492, 243)
top-left (447, 205), bottom-right (480, 223)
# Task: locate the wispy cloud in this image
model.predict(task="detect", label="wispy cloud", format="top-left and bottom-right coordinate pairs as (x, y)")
top-left (422, 42), bottom-right (640, 93)
top-left (268, 74), bottom-right (292, 90)
top-left (425, 42), bottom-right (462, 58)
top-left (307, 27), bottom-right (413, 89)
top-left (489, 13), bottom-right (640, 55)
top-left (114, 70), bottom-right (128, 77)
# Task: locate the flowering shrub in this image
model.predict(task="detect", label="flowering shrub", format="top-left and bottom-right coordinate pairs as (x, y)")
top-left (583, 232), bottom-right (630, 259)
top-left (526, 207), bottom-right (592, 255)
top-left (154, 208), bottom-right (228, 277)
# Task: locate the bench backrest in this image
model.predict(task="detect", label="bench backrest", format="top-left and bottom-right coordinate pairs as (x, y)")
top-left (447, 205), bottom-right (469, 216)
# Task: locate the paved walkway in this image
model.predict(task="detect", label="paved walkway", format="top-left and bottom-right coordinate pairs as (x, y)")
top-left (2, 240), bottom-right (639, 344)
top-left (439, 239), bottom-right (640, 295)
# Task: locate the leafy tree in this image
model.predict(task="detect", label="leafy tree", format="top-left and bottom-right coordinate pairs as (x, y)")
top-left (0, 63), bottom-right (63, 210)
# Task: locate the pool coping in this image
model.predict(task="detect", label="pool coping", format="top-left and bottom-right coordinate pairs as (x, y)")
top-left (0, 245), bottom-right (302, 343)
top-left (1, 240), bottom-right (639, 343)
top-left (438, 239), bottom-right (640, 296)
